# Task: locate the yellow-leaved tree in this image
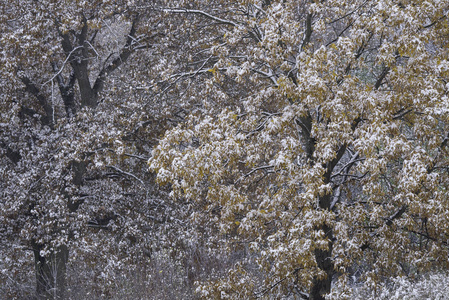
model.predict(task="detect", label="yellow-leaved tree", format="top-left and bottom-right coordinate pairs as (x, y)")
top-left (150, 0), bottom-right (449, 299)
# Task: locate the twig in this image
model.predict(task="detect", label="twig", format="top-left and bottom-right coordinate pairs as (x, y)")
top-left (106, 165), bottom-right (145, 185)
top-left (43, 46), bottom-right (83, 86)
top-left (161, 8), bottom-right (237, 27)
top-left (84, 40), bottom-right (99, 58)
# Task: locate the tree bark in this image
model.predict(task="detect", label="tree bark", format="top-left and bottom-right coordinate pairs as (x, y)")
top-left (32, 241), bottom-right (69, 300)
top-left (309, 192), bottom-right (334, 300)
top-left (19, 76), bottom-right (54, 128)
top-left (308, 145), bottom-right (347, 299)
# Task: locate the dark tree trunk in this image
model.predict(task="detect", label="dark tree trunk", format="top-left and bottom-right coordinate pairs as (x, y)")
top-left (309, 191), bottom-right (334, 300)
top-left (308, 145), bottom-right (346, 299)
top-left (32, 241), bottom-right (69, 300)
top-left (310, 223), bottom-right (334, 300)
top-left (23, 14), bottom-right (142, 300)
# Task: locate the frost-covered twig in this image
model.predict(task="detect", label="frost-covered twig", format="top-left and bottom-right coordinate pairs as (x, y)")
top-left (43, 46), bottom-right (83, 86)
top-left (106, 165), bottom-right (145, 185)
top-left (161, 8), bottom-right (237, 27)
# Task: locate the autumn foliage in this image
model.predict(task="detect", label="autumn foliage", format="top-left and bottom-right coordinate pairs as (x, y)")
top-left (150, 0), bottom-right (449, 299)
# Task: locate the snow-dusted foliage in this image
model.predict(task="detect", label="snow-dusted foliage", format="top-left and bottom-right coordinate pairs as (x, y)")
top-left (345, 271), bottom-right (449, 300)
top-left (150, 0), bottom-right (449, 299)
top-left (0, 1), bottom-right (189, 299)
top-left (1, 0), bottom-right (449, 299)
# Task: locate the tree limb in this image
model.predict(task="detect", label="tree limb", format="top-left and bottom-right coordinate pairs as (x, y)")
top-left (19, 75), bottom-right (54, 127)
top-left (0, 141), bottom-right (22, 164)
top-left (161, 8), bottom-right (237, 27)
top-left (106, 165), bottom-right (145, 185)
top-left (385, 205), bottom-right (407, 226)
top-left (374, 66), bottom-right (390, 90)
top-left (92, 14), bottom-right (143, 96)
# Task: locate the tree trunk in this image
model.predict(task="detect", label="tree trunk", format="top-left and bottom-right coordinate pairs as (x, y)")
top-left (309, 223), bottom-right (334, 300)
top-left (33, 241), bottom-right (68, 300)
top-left (309, 171), bottom-right (338, 299)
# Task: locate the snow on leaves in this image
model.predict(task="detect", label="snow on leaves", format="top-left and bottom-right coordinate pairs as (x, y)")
top-left (150, 0), bottom-right (449, 298)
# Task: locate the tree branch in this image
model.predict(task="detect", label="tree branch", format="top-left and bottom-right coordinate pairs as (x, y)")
top-left (374, 66), bottom-right (390, 90)
top-left (19, 75), bottom-right (54, 127)
top-left (50, 62), bottom-right (77, 117)
top-left (301, 13), bottom-right (313, 50)
top-left (161, 8), bottom-right (237, 27)
top-left (0, 141), bottom-right (22, 164)
top-left (295, 113), bottom-right (315, 162)
top-left (385, 205), bottom-right (407, 226)
top-left (92, 14), bottom-right (143, 96)
top-left (43, 46), bottom-right (83, 86)
top-left (106, 165), bottom-right (145, 185)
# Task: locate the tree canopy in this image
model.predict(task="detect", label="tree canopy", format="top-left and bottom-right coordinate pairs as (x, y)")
top-left (149, 0), bottom-right (449, 299)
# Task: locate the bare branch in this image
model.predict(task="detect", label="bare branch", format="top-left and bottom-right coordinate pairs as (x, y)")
top-left (235, 165), bottom-right (274, 185)
top-left (327, 0), bottom-right (369, 24)
top-left (161, 8), bottom-right (237, 27)
top-left (106, 165), bottom-right (145, 185)
top-left (385, 205), bottom-right (408, 226)
top-left (250, 67), bottom-right (279, 86)
top-left (43, 46), bottom-right (83, 86)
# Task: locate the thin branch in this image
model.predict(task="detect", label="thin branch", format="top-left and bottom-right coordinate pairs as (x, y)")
top-left (254, 276), bottom-right (288, 298)
top-left (404, 228), bottom-right (448, 246)
top-left (374, 66), bottom-right (390, 90)
top-left (392, 108), bottom-right (413, 120)
top-left (326, 18), bottom-right (357, 47)
top-left (84, 40), bottom-right (99, 58)
top-left (87, 223), bottom-right (109, 230)
top-left (422, 15), bottom-right (447, 29)
top-left (161, 8), bottom-right (237, 27)
top-left (250, 67), bottom-right (278, 86)
top-left (106, 165), bottom-right (145, 185)
top-left (123, 153), bottom-right (150, 161)
top-left (254, 268), bottom-right (308, 299)
top-left (236, 165), bottom-right (274, 185)
top-left (331, 154), bottom-right (364, 179)
top-left (42, 46), bottom-right (83, 86)
top-left (327, 0), bottom-right (369, 24)
top-left (100, 147), bottom-right (150, 161)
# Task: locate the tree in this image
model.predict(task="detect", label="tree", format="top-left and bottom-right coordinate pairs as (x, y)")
top-left (0, 1), bottom-right (177, 298)
top-left (150, 0), bottom-right (449, 299)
